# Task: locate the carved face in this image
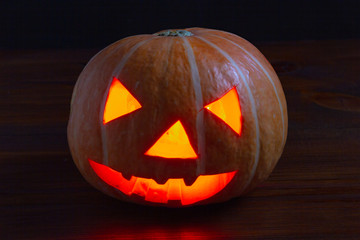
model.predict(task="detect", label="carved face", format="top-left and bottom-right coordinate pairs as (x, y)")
top-left (68, 28), bottom-right (287, 207)
top-left (89, 77), bottom-right (242, 206)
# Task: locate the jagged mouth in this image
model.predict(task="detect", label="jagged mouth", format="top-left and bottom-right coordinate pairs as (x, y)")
top-left (89, 159), bottom-right (237, 206)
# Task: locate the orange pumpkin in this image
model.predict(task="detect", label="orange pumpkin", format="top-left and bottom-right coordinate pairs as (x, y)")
top-left (67, 28), bottom-right (287, 207)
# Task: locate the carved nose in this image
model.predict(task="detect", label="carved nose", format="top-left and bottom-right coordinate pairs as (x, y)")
top-left (144, 120), bottom-right (198, 159)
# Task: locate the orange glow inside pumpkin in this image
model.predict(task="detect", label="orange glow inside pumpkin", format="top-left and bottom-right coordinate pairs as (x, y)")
top-left (204, 87), bottom-right (242, 135)
top-left (98, 80), bottom-right (240, 205)
top-left (89, 159), bottom-right (237, 205)
top-left (103, 77), bottom-right (142, 124)
top-left (145, 120), bottom-right (198, 159)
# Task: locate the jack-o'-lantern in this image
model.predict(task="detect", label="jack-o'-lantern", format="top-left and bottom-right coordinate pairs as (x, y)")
top-left (67, 28), bottom-right (287, 207)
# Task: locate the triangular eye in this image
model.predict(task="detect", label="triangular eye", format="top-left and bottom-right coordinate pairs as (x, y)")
top-left (103, 77), bottom-right (142, 124)
top-left (204, 87), bottom-right (242, 135)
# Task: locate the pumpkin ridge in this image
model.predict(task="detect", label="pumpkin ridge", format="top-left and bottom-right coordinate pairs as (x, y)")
top-left (100, 37), bottom-right (154, 166)
top-left (182, 37), bottom-right (206, 176)
top-left (210, 34), bottom-right (286, 148)
top-left (195, 35), bottom-right (260, 193)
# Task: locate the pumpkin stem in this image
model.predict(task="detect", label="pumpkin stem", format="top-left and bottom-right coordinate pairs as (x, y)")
top-left (155, 30), bottom-right (193, 37)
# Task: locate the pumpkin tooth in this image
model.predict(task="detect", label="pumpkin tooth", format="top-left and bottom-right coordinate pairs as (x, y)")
top-left (183, 175), bottom-right (198, 186)
top-left (154, 176), bottom-right (168, 185)
top-left (131, 178), bottom-right (150, 197)
top-left (121, 172), bottom-right (132, 181)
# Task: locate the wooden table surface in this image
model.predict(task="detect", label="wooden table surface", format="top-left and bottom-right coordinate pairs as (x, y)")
top-left (1, 39), bottom-right (359, 239)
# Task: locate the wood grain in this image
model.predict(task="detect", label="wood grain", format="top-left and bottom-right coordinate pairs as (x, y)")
top-left (1, 40), bottom-right (360, 239)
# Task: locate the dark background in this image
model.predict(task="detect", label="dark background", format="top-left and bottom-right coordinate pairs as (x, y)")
top-left (1, 0), bottom-right (360, 49)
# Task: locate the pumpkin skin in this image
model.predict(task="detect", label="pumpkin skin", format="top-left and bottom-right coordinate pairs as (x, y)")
top-left (67, 28), bottom-right (288, 207)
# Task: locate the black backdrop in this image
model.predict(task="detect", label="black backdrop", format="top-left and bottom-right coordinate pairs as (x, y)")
top-left (1, 0), bottom-right (359, 49)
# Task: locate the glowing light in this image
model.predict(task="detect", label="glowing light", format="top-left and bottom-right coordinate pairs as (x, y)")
top-left (204, 87), bottom-right (242, 135)
top-left (145, 120), bottom-right (198, 159)
top-left (103, 77), bottom-right (142, 124)
top-left (89, 159), bottom-right (237, 205)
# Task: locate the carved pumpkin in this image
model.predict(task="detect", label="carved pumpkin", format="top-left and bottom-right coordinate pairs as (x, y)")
top-left (67, 28), bottom-right (287, 207)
